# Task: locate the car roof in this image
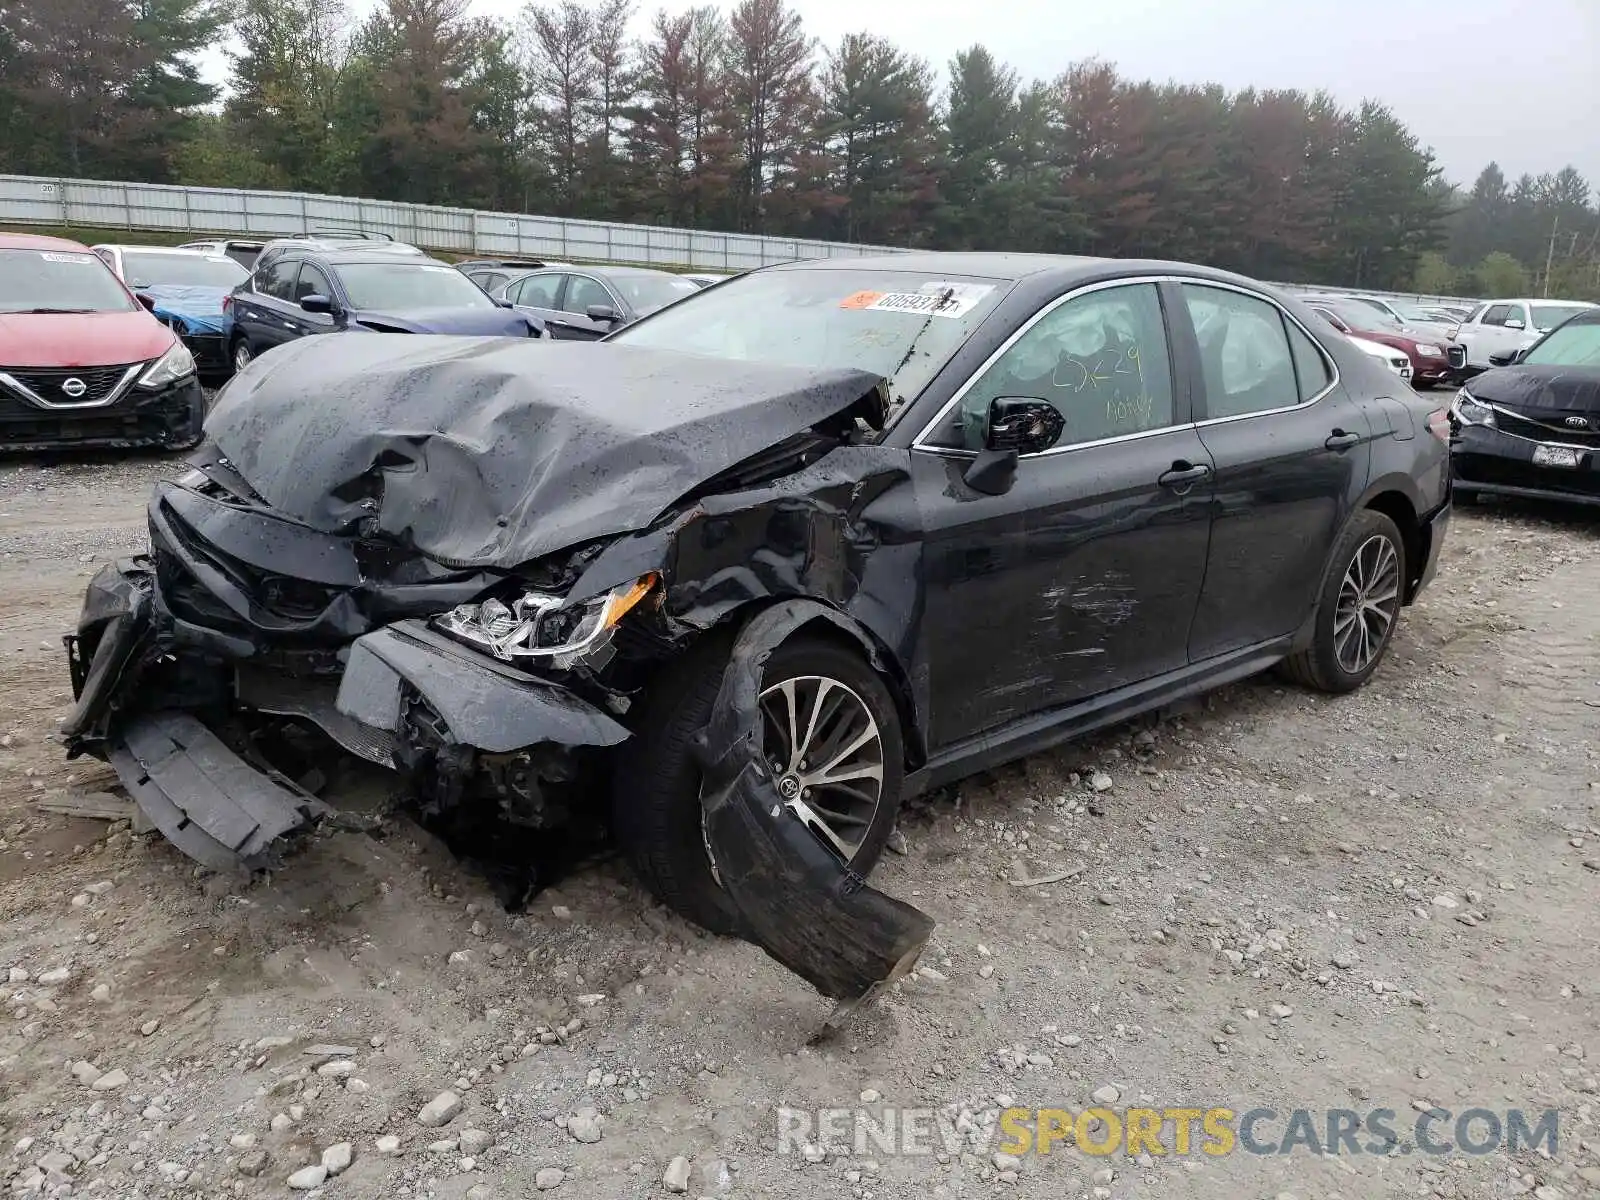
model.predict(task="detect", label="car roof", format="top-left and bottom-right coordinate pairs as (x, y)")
top-left (93, 244), bottom-right (236, 258)
top-left (767, 251), bottom-right (1107, 278)
top-left (261, 236), bottom-right (421, 253)
top-left (316, 251), bottom-right (453, 267)
top-left (0, 232), bottom-right (91, 252)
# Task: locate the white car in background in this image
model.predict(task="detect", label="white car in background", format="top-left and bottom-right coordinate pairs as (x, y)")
top-left (1448, 297), bottom-right (1599, 374)
top-left (1349, 334), bottom-right (1413, 383)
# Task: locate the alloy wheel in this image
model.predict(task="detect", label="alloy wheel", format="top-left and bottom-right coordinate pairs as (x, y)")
top-left (1333, 534), bottom-right (1401, 675)
top-left (701, 673), bottom-right (886, 875)
top-left (233, 342), bottom-right (252, 372)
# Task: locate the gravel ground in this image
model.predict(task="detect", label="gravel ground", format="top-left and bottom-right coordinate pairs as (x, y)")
top-left (0, 452), bottom-right (1597, 1200)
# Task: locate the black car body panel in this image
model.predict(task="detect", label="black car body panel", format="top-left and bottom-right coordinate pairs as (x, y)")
top-left (205, 336), bottom-right (888, 570)
top-left (65, 252), bottom-right (1451, 1004)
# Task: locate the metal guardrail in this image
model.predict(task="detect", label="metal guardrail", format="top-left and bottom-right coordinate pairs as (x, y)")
top-left (0, 172), bottom-right (1481, 306)
top-left (0, 174), bottom-right (906, 272)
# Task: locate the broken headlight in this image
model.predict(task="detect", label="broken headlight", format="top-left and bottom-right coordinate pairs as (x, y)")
top-left (433, 574), bottom-right (659, 665)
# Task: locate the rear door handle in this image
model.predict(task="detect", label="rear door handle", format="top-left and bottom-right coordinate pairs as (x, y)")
top-left (1158, 461), bottom-right (1211, 490)
top-left (1325, 429), bottom-right (1363, 450)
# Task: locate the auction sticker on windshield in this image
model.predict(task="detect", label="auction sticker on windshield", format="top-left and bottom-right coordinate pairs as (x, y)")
top-left (856, 282), bottom-right (995, 320)
top-left (40, 253), bottom-right (96, 265)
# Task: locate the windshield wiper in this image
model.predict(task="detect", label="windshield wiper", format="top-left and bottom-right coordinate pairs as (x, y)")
top-left (9, 307), bottom-right (100, 315)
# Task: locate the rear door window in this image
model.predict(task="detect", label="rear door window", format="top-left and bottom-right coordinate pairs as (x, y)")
top-left (1287, 323), bottom-right (1334, 400)
top-left (1182, 284), bottom-right (1301, 419)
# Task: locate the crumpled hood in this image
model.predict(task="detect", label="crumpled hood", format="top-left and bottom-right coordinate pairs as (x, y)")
top-left (1468, 364), bottom-right (1600, 416)
top-left (204, 335), bottom-right (884, 569)
top-left (137, 285), bottom-right (230, 335)
top-left (350, 306), bottom-right (534, 337)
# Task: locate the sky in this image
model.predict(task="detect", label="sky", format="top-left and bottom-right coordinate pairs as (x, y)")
top-left (197, 0), bottom-right (1600, 192)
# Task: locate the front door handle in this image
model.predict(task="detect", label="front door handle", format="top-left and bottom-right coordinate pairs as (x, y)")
top-left (1158, 461), bottom-right (1211, 491)
top-left (1325, 428), bottom-right (1363, 450)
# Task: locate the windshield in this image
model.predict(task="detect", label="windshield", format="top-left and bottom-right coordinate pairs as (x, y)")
top-left (123, 251), bottom-right (248, 289)
top-left (1522, 320), bottom-right (1600, 367)
top-left (612, 273), bottom-right (702, 315)
top-left (1317, 300), bottom-right (1394, 331)
top-left (1531, 304), bottom-right (1592, 332)
top-left (337, 262), bottom-right (496, 311)
top-left (611, 267), bottom-right (1010, 410)
top-left (0, 248), bottom-right (137, 314)
top-left (1395, 303), bottom-right (1446, 323)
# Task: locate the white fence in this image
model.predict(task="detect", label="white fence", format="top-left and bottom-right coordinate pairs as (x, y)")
top-left (0, 174), bottom-right (905, 272)
top-left (0, 172), bottom-right (1479, 305)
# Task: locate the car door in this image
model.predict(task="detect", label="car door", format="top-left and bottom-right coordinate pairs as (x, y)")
top-left (554, 274), bottom-right (623, 340)
top-left (1175, 281), bottom-right (1374, 662)
top-left (238, 257), bottom-right (305, 352)
top-left (911, 279), bottom-right (1215, 750)
top-left (290, 261), bottom-right (340, 337)
top-left (1468, 304), bottom-right (1515, 366)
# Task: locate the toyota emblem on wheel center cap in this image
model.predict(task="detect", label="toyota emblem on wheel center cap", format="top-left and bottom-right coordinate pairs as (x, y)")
top-left (61, 377), bottom-right (87, 399)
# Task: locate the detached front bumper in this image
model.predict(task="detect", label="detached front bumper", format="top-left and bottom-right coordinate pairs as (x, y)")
top-left (0, 377), bottom-right (203, 453)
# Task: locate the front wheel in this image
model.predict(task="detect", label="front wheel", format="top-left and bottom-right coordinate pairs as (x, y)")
top-left (611, 632), bottom-right (905, 934)
top-left (1281, 510), bottom-right (1407, 694)
top-left (231, 338), bottom-right (253, 374)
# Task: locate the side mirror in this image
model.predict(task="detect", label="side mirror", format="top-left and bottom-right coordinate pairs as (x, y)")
top-left (299, 294), bottom-right (337, 315)
top-left (586, 304), bottom-right (622, 325)
top-left (1504, 317), bottom-right (1525, 330)
top-left (985, 397), bottom-right (1065, 455)
top-left (135, 293), bottom-right (156, 312)
top-left (494, 297), bottom-right (513, 308)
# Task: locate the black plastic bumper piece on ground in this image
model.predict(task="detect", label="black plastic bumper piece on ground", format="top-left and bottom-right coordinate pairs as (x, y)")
top-left (697, 601), bottom-right (934, 1029)
top-left (107, 710), bottom-right (322, 872)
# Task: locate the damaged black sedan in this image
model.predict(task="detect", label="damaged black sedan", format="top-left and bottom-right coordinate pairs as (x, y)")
top-left (63, 254), bottom-right (1450, 1008)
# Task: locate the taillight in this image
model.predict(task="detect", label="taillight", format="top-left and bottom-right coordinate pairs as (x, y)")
top-left (221, 295), bottom-right (232, 314)
top-left (1426, 408), bottom-right (1450, 443)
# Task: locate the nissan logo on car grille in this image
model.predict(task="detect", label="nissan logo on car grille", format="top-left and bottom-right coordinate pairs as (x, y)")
top-left (61, 378), bottom-right (87, 399)
top-left (1564, 415), bottom-right (1589, 428)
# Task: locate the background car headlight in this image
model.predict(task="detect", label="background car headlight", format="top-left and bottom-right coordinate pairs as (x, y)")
top-left (434, 574), bottom-right (658, 663)
top-left (138, 341), bottom-right (197, 389)
top-left (1415, 344), bottom-right (1443, 357)
top-left (1449, 388), bottom-right (1495, 428)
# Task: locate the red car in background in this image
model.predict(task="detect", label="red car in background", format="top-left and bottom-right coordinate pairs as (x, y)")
top-left (1305, 295), bottom-right (1452, 388)
top-left (0, 232), bottom-right (204, 452)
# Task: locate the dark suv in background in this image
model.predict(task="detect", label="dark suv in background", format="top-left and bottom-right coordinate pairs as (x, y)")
top-left (227, 249), bottom-right (543, 373)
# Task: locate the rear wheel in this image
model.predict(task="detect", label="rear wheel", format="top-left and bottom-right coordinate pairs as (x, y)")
top-left (611, 631), bottom-right (904, 933)
top-left (1281, 509), bottom-right (1407, 694)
